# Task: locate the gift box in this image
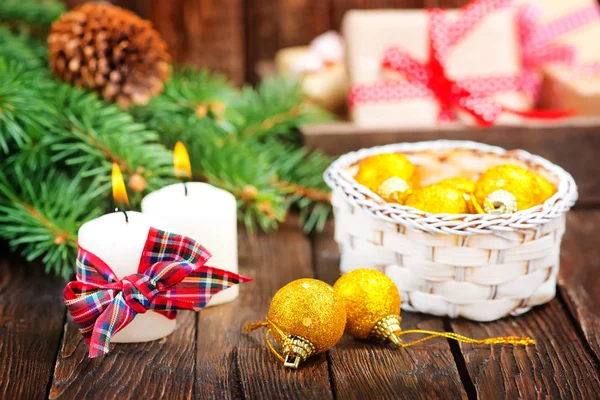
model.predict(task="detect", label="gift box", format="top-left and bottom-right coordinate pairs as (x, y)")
top-left (324, 140), bottom-right (578, 321)
top-left (343, 1), bottom-right (536, 128)
top-left (275, 32), bottom-right (349, 113)
top-left (518, 0), bottom-right (600, 116)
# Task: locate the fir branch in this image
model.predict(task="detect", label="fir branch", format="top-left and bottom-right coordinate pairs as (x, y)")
top-left (192, 138), bottom-right (288, 232)
top-left (133, 70), bottom-right (334, 231)
top-left (0, 166), bottom-right (103, 279)
top-left (131, 68), bottom-right (238, 138)
top-left (230, 76), bottom-right (332, 141)
top-left (0, 0), bottom-right (65, 28)
top-left (0, 26), bottom-right (48, 69)
top-left (0, 26), bottom-right (335, 282)
top-left (0, 57), bottom-right (55, 153)
top-left (265, 141), bottom-right (333, 232)
top-left (274, 180), bottom-right (332, 203)
top-left (42, 85), bottom-right (176, 201)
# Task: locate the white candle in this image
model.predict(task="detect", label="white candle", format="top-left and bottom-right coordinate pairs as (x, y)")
top-left (141, 182), bottom-right (238, 306)
top-left (78, 211), bottom-right (177, 343)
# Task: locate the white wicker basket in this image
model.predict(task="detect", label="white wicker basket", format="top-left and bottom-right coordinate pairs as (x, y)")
top-left (324, 140), bottom-right (578, 321)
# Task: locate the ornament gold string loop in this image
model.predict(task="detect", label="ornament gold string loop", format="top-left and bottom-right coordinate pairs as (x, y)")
top-left (245, 319), bottom-right (296, 363)
top-left (265, 329), bottom-right (285, 363)
top-left (397, 329), bottom-right (535, 347)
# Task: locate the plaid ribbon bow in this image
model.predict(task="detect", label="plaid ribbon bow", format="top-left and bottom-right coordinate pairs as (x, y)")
top-left (63, 227), bottom-right (251, 358)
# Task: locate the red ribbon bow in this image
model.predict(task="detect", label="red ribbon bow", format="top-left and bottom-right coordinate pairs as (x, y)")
top-left (518, 3), bottom-right (600, 74)
top-left (349, 0), bottom-right (575, 126)
top-left (64, 227), bottom-right (252, 358)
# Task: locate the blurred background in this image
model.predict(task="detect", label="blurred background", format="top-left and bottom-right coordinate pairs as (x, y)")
top-left (64, 0), bottom-right (471, 85)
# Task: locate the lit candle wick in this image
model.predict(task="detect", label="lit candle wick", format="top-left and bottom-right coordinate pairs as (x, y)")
top-left (115, 207), bottom-right (129, 224)
top-left (183, 182), bottom-right (188, 197)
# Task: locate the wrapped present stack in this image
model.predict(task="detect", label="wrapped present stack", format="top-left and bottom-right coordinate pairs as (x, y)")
top-left (343, 1), bottom-right (537, 127)
top-left (336, 0), bottom-right (600, 128)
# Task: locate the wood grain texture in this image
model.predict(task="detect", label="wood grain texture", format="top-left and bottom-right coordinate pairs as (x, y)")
top-left (0, 259), bottom-right (65, 400)
top-left (558, 210), bottom-right (600, 362)
top-left (196, 218), bottom-right (334, 399)
top-left (245, 0), bottom-right (332, 83)
top-left (302, 121), bottom-right (600, 205)
top-left (49, 311), bottom-right (196, 399)
top-left (449, 299), bottom-right (600, 399)
top-left (147, 0), bottom-right (245, 85)
top-left (312, 220), bottom-right (468, 400)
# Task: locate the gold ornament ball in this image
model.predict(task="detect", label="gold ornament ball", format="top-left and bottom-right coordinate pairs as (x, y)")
top-left (333, 269), bottom-right (401, 340)
top-left (532, 173), bottom-right (556, 204)
top-left (474, 164), bottom-right (538, 213)
top-left (405, 184), bottom-right (470, 214)
top-left (267, 279), bottom-right (346, 354)
top-left (354, 153), bottom-right (420, 204)
top-left (437, 177), bottom-right (475, 194)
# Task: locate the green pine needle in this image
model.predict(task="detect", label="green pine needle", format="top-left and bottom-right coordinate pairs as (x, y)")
top-left (0, 57), bottom-right (54, 153)
top-left (0, 167), bottom-right (103, 279)
top-left (0, 20), bottom-right (336, 278)
top-left (0, 0), bottom-right (65, 28)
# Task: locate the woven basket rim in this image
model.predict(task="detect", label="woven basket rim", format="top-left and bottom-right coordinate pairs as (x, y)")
top-left (324, 140), bottom-right (578, 236)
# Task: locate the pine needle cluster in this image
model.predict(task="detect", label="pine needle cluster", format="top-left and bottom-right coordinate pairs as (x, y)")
top-left (0, 2), bottom-right (333, 278)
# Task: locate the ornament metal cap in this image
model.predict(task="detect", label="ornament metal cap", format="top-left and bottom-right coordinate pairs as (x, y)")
top-left (369, 314), bottom-right (402, 346)
top-left (377, 177), bottom-right (410, 203)
top-left (282, 334), bottom-right (317, 369)
top-left (484, 190), bottom-right (518, 214)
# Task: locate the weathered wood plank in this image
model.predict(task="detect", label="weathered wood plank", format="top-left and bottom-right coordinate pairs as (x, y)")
top-left (312, 221), bottom-right (468, 400)
top-left (245, 0), bottom-right (332, 84)
top-left (447, 210), bottom-right (600, 398)
top-left (302, 121), bottom-right (600, 206)
top-left (0, 258), bottom-right (65, 400)
top-left (449, 299), bottom-right (600, 399)
top-left (278, 0), bottom-right (332, 49)
top-left (196, 219), bottom-right (334, 399)
top-left (244, 0), bottom-right (279, 84)
top-left (146, 0), bottom-right (245, 85)
top-left (49, 311), bottom-right (196, 399)
top-left (558, 210), bottom-right (600, 362)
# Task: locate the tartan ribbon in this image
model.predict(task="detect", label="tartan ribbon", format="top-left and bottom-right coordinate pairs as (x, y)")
top-left (63, 227), bottom-right (252, 358)
top-left (349, 0), bottom-right (574, 126)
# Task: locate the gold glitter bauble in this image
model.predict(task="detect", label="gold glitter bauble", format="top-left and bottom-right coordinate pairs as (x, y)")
top-left (267, 278), bottom-right (346, 360)
top-left (474, 164), bottom-right (538, 213)
top-left (437, 177), bottom-right (475, 194)
top-left (333, 269), bottom-right (401, 344)
top-left (405, 184), bottom-right (471, 214)
top-left (532, 173), bottom-right (556, 204)
top-left (354, 153), bottom-right (420, 204)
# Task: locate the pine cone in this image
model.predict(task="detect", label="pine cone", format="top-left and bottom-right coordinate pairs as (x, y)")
top-left (48, 2), bottom-right (171, 108)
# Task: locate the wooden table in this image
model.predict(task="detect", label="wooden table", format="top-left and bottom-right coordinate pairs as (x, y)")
top-left (2, 210), bottom-right (600, 399)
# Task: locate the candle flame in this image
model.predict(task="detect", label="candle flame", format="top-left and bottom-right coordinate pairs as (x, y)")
top-left (174, 141), bottom-right (192, 180)
top-left (112, 163), bottom-right (129, 208)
